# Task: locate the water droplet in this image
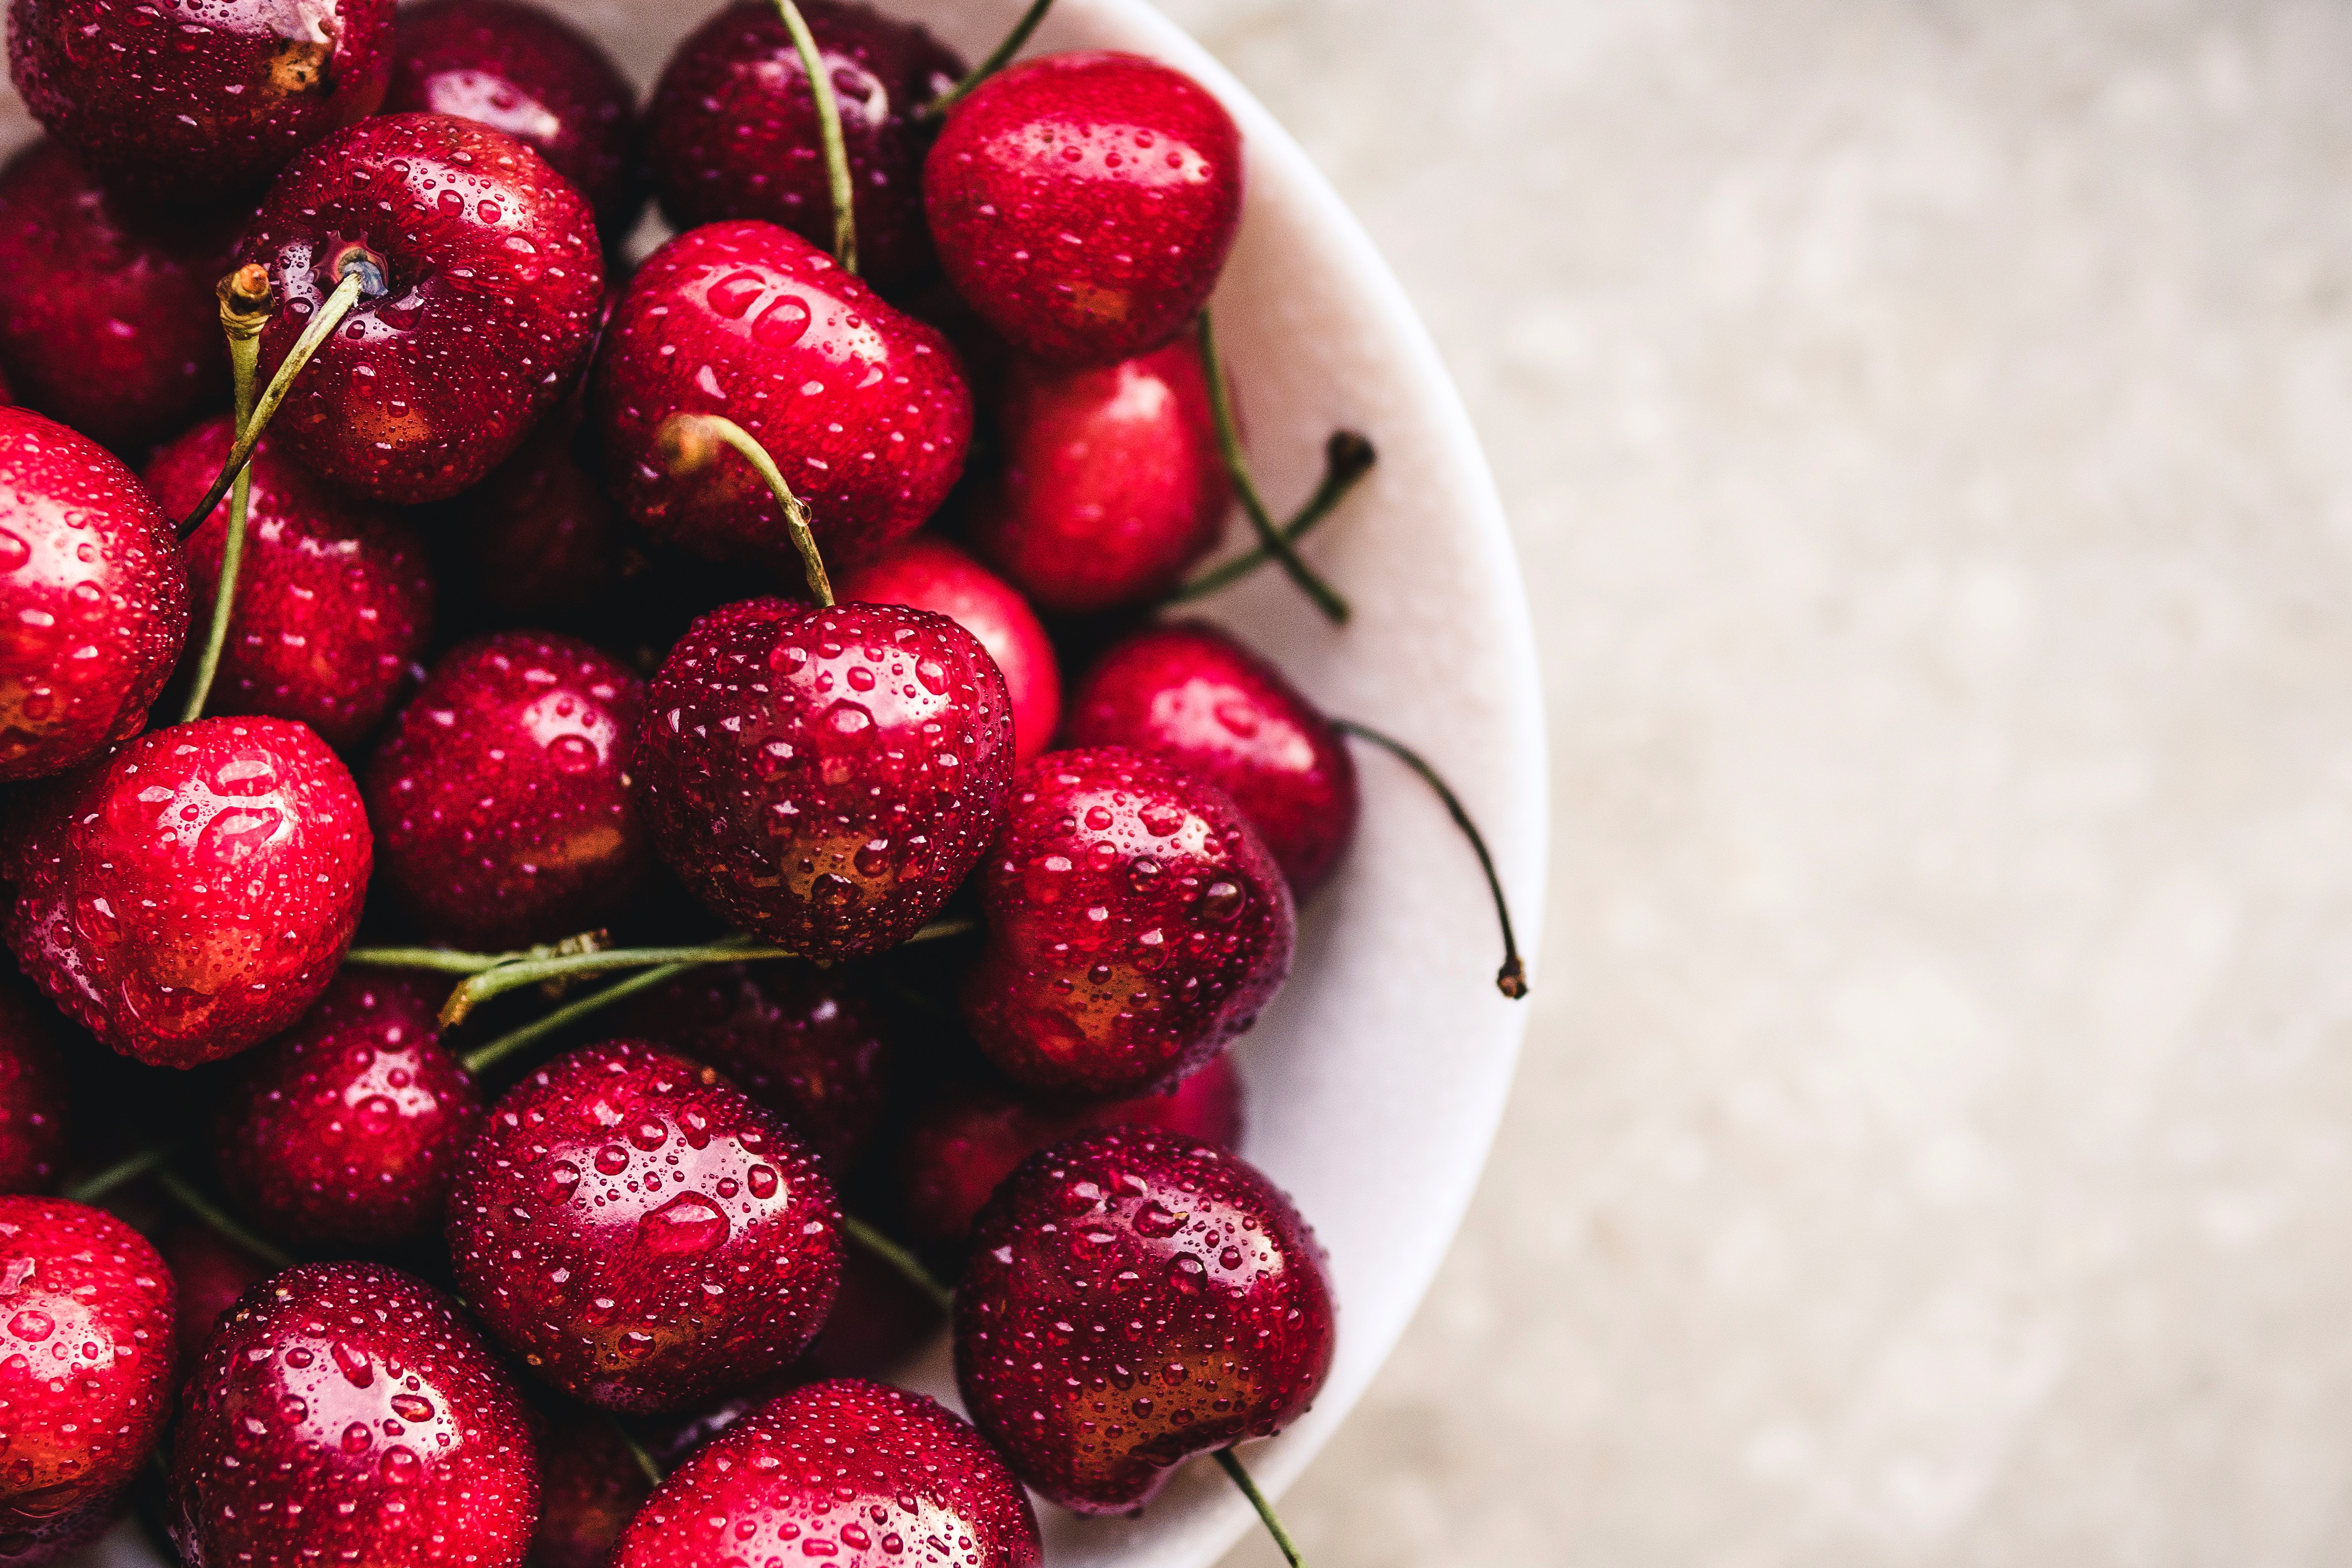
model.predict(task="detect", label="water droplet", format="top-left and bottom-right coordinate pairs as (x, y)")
top-left (629, 1119), bottom-right (668, 1152)
top-left (7, 1310), bottom-right (53, 1342)
top-left (706, 268), bottom-right (766, 319)
top-left (331, 1341), bottom-right (373, 1387)
top-left (388, 1393), bottom-right (434, 1423)
top-left (546, 733), bottom-right (597, 773)
top-left (746, 1165), bottom-right (779, 1200)
top-left (594, 1145), bottom-right (630, 1177)
top-left (1084, 805), bottom-right (1115, 832)
top-left (1168, 1254), bottom-right (1208, 1294)
top-left (1133, 1201), bottom-right (1181, 1238)
top-left (1197, 882), bottom-right (1245, 922)
top-left (639, 1192), bottom-right (731, 1257)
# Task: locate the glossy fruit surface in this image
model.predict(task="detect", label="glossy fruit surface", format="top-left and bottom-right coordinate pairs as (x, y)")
top-left (159, 1223), bottom-right (273, 1388)
top-left (635, 598), bottom-right (1013, 959)
top-left (213, 970), bottom-right (482, 1249)
top-left (591, 220), bottom-right (970, 573)
top-left (0, 407), bottom-right (189, 784)
top-left (530, 1417), bottom-right (654, 1568)
top-left (0, 974), bottom-right (71, 1194)
top-left (954, 1129), bottom-right (1335, 1514)
top-left (959, 747), bottom-right (1293, 1099)
top-left (447, 1040), bottom-right (842, 1413)
top-left (614, 1378), bottom-right (1042, 1568)
top-left (147, 417), bottom-right (435, 751)
top-left (1065, 621), bottom-right (1357, 893)
top-left (168, 1262), bottom-right (538, 1568)
top-left (925, 52), bottom-right (1244, 367)
top-left (237, 112), bottom-right (605, 504)
top-left (4, 717), bottom-right (371, 1069)
top-left (365, 631), bottom-right (648, 950)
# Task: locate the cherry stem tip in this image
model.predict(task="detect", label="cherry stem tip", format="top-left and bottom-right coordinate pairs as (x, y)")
top-left (923, 0), bottom-right (1057, 118)
top-left (1195, 312), bottom-right (1351, 625)
top-left (1166, 429), bottom-right (1376, 605)
top-left (657, 413), bottom-right (835, 608)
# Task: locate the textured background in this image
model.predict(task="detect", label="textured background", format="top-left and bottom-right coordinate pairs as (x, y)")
top-left (1176, 0), bottom-right (2352, 1563)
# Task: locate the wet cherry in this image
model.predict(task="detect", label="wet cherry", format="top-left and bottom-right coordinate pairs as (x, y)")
top-left (0, 971), bottom-right (72, 1195)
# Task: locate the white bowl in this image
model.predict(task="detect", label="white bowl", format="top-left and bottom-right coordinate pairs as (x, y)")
top-left (10, 3), bottom-right (1547, 1564)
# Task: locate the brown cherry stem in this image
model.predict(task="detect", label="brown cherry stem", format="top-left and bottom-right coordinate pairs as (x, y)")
top-left (1195, 312), bottom-right (1351, 625)
top-left (177, 266), bottom-right (274, 723)
top-left (1165, 431), bottom-right (1376, 605)
top-left (921, 0), bottom-right (1056, 119)
top-left (839, 1212), bottom-right (955, 1314)
top-left (774, 0), bottom-right (858, 273)
top-left (659, 413), bottom-right (835, 605)
top-left (1215, 1449), bottom-right (1308, 1568)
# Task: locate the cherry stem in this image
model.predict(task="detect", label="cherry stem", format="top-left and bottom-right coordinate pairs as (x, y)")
top-left (659, 413), bottom-right (835, 606)
top-left (177, 266), bottom-right (275, 723)
top-left (458, 959), bottom-right (704, 1078)
top-left (438, 934), bottom-right (777, 1027)
top-left (63, 1144), bottom-right (179, 1205)
top-left (1195, 313), bottom-right (1351, 625)
top-left (346, 928), bottom-right (616, 978)
top-left (1331, 719), bottom-right (1528, 999)
top-left (1215, 1450), bottom-right (1307, 1568)
top-left (154, 1167), bottom-right (295, 1272)
top-left (1165, 431), bottom-right (1376, 604)
top-left (922, 0), bottom-right (1056, 118)
top-left (774, 0), bottom-right (858, 274)
top-left (839, 1212), bottom-right (955, 1314)
top-left (619, 1425), bottom-right (669, 1489)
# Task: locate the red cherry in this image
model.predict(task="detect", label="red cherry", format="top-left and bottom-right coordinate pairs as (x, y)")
top-left (7, 0), bottom-right (393, 206)
top-left (635, 598), bottom-right (1014, 959)
top-left (530, 1418), bottom-right (654, 1568)
top-left (836, 536), bottom-right (1060, 765)
top-left (614, 1378), bottom-right (1040, 1568)
top-left (0, 407), bottom-right (189, 784)
top-left (364, 632), bottom-right (649, 951)
top-left (959, 747), bottom-right (1292, 1099)
top-left (925, 53), bottom-right (1244, 367)
top-left (798, 1240), bottom-right (944, 1381)
top-left (158, 1222), bottom-right (272, 1389)
top-left (145, 416), bottom-right (436, 751)
top-left (449, 401), bottom-right (627, 630)
top-left (954, 1129), bottom-right (1335, 1514)
top-left (2, 717), bottom-right (371, 1069)
top-left (0, 1197), bottom-right (175, 1562)
top-left (237, 112), bottom-right (606, 504)
top-left (213, 970), bottom-right (484, 1249)
top-left (0, 972), bottom-right (72, 1194)
top-left (446, 1040), bottom-right (842, 1413)
top-left (168, 1262), bottom-right (539, 1568)
top-left (590, 220), bottom-right (971, 574)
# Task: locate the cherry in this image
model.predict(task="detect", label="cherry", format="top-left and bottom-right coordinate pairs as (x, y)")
top-left (531, 1419), bottom-right (655, 1568)
top-left (213, 970), bottom-right (483, 1249)
top-left (635, 597), bottom-right (1014, 959)
top-left (959, 747), bottom-right (1293, 1099)
top-left (0, 1197), bottom-right (175, 1563)
top-left (590, 220), bottom-right (970, 574)
top-left (613, 1378), bottom-right (1042, 1568)
top-left (837, 536), bottom-right (1061, 765)
top-left (799, 1239), bottom-right (944, 1381)
top-left (145, 414), bottom-right (436, 751)
top-left (898, 1051), bottom-right (1242, 1245)
top-left (385, 0), bottom-right (642, 239)
top-left (967, 341), bottom-right (1229, 613)
top-left (364, 631), bottom-right (649, 951)
top-left (167, 1261), bottom-right (539, 1568)
top-left (447, 401), bottom-right (627, 630)
top-left (446, 1040), bottom-right (842, 1413)
top-left (954, 1128), bottom-right (1336, 1515)
top-left (159, 1222), bottom-right (272, 1388)
top-left (0, 407), bottom-right (189, 784)
top-left (0, 972), bottom-right (72, 1194)
top-left (235, 112), bottom-right (605, 505)
top-left (1065, 621), bottom-right (1357, 895)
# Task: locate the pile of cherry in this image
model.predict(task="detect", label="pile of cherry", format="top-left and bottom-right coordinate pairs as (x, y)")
top-left (0, 1), bottom-right (1526, 1565)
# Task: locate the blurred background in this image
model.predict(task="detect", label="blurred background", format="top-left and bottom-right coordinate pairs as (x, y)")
top-left (1176, 0), bottom-right (2352, 1563)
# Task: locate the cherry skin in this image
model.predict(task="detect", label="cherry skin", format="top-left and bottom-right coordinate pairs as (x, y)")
top-left (0, 407), bottom-right (189, 784)
top-left (213, 970), bottom-right (483, 1249)
top-left (635, 598), bottom-right (1014, 960)
top-left (238, 112), bottom-right (605, 504)
top-left (644, 0), bottom-right (962, 288)
top-left (837, 536), bottom-right (1061, 766)
top-left (955, 1128), bottom-right (1336, 1515)
top-left (168, 1261), bottom-right (539, 1568)
top-left (959, 747), bottom-right (1293, 1100)
top-left (159, 1222), bottom-right (273, 1388)
top-left (614, 1378), bottom-right (1042, 1568)
top-left (447, 1040), bottom-right (843, 1414)
top-left (448, 401), bottom-right (627, 630)
top-left (146, 416), bottom-right (436, 751)
top-left (3, 716), bottom-right (371, 1069)
top-left (1065, 621), bottom-right (1358, 895)
top-left (926, 53), bottom-right (1245, 368)
top-left (0, 972), bottom-right (72, 1194)
top-left (0, 1197), bottom-right (175, 1564)
top-left (591, 220), bottom-right (971, 574)
top-left (530, 1418), bottom-right (654, 1568)
top-left (365, 631), bottom-right (649, 951)
top-left (7, 0), bottom-right (392, 207)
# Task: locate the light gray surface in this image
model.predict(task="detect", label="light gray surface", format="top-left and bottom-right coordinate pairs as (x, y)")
top-left (1181, 0), bottom-right (2352, 1563)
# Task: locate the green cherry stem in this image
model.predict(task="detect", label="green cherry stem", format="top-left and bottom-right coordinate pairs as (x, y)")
top-left (775, 0), bottom-right (858, 274)
top-left (839, 1212), bottom-right (955, 1314)
top-left (921, 0), bottom-right (1056, 119)
top-left (620, 1425), bottom-right (670, 1489)
top-left (154, 1167), bottom-right (295, 1272)
top-left (1164, 431), bottom-right (1376, 605)
top-left (177, 265), bottom-right (273, 723)
top-left (1195, 312), bottom-right (1350, 625)
top-left (438, 934), bottom-right (779, 1028)
top-left (346, 928), bottom-right (618, 978)
top-left (659, 413), bottom-right (835, 606)
top-left (63, 1144), bottom-right (181, 1205)
top-left (1215, 1450), bottom-right (1308, 1568)
top-left (458, 961), bottom-right (701, 1078)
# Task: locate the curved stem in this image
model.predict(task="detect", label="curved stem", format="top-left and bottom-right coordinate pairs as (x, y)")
top-left (775, 0), bottom-right (857, 274)
top-left (155, 1168), bottom-right (295, 1272)
top-left (659, 413), bottom-right (835, 606)
top-left (177, 269), bottom-right (274, 722)
top-left (619, 1425), bottom-right (669, 1489)
top-left (922, 0), bottom-right (1057, 118)
top-left (64, 1145), bottom-right (178, 1205)
top-left (1332, 719), bottom-right (1527, 998)
top-left (1215, 1450), bottom-right (1307, 1568)
top-left (440, 936), bottom-right (775, 1027)
top-left (1196, 313), bottom-right (1350, 625)
top-left (1165, 431), bottom-right (1376, 604)
top-left (840, 1212), bottom-right (955, 1314)
top-left (458, 958), bottom-right (703, 1077)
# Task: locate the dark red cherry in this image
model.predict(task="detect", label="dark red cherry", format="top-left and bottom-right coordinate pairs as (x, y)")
top-left (591, 220), bottom-right (970, 574)
top-left (0, 139), bottom-right (240, 453)
top-left (898, 1051), bottom-right (1242, 1245)
top-left (530, 1417), bottom-right (654, 1568)
top-left (614, 1379), bottom-right (1040, 1568)
top-left (0, 972), bottom-right (72, 1194)
top-left (635, 598), bottom-right (1013, 959)
top-left (7, 0), bottom-right (392, 206)
top-left (446, 1040), bottom-right (842, 1413)
top-left (159, 1222), bottom-right (273, 1388)
top-left (1065, 621), bottom-right (1357, 894)
top-left (213, 970), bottom-right (483, 1249)
top-left (925, 53), bottom-right (1244, 367)
top-left (954, 1129), bottom-right (1335, 1514)
top-left (237, 112), bottom-right (605, 504)
top-left (0, 1197), bottom-right (175, 1562)
top-left (959, 747), bottom-right (1292, 1099)
top-left (798, 1240), bottom-right (944, 1381)
top-left (0, 407), bottom-right (189, 784)
top-left (365, 631), bottom-right (648, 951)
top-left (168, 1262), bottom-right (539, 1568)
top-left (448, 401), bottom-right (627, 630)
top-left (145, 416), bottom-right (436, 751)
top-left (644, 0), bottom-right (962, 288)
top-left (837, 536), bottom-right (1060, 765)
